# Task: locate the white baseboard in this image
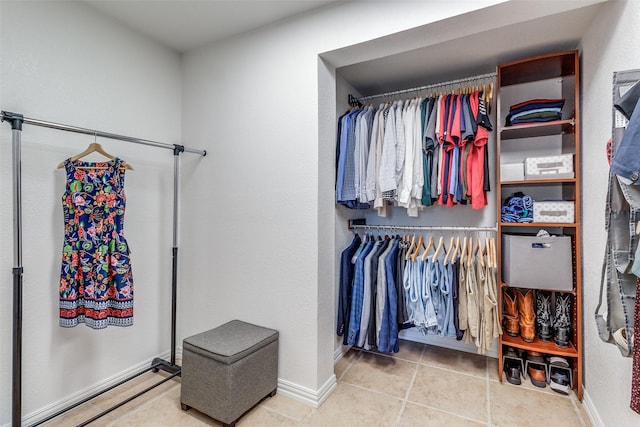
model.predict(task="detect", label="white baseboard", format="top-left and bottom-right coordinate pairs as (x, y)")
top-left (21, 350), bottom-right (173, 426)
top-left (16, 344), bottom-right (338, 426)
top-left (176, 345), bottom-right (183, 361)
top-left (582, 388), bottom-right (604, 427)
top-left (334, 344), bottom-right (348, 364)
top-left (277, 375), bottom-right (337, 409)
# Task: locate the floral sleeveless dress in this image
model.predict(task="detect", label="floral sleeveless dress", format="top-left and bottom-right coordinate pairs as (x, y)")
top-left (59, 158), bottom-right (133, 329)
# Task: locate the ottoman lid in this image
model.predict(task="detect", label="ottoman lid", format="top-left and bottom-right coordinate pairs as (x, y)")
top-left (184, 320), bottom-right (278, 365)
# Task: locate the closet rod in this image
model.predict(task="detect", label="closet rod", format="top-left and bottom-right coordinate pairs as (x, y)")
top-left (349, 224), bottom-right (497, 232)
top-left (355, 71), bottom-right (497, 102)
top-left (1, 111), bottom-right (207, 156)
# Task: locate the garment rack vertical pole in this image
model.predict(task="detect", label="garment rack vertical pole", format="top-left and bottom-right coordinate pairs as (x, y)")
top-left (1, 111), bottom-right (207, 427)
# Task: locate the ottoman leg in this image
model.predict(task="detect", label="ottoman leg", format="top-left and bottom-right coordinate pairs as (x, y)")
top-left (223, 422), bottom-right (236, 427)
top-left (180, 402), bottom-right (190, 411)
top-left (269, 389), bottom-right (277, 398)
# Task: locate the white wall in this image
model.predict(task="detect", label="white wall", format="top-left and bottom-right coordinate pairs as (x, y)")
top-left (0, 1), bottom-right (182, 424)
top-left (2, 0), bottom-right (637, 424)
top-left (580, 0), bottom-right (640, 425)
top-left (180, 0), bottom-right (508, 399)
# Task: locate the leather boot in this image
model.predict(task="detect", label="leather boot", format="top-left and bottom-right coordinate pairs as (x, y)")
top-left (503, 288), bottom-right (519, 337)
top-left (535, 290), bottom-right (552, 342)
top-left (554, 293), bottom-right (573, 348)
top-left (517, 289), bottom-right (536, 342)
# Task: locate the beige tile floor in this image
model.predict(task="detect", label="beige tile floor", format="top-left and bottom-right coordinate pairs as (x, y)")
top-left (42, 342), bottom-right (592, 426)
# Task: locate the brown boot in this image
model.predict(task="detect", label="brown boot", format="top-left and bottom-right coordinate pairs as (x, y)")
top-left (517, 289), bottom-right (536, 342)
top-left (503, 288), bottom-right (520, 337)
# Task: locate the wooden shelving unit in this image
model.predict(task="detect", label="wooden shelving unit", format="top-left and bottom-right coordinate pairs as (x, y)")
top-left (496, 50), bottom-right (583, 400)
top-left (500, 119), bottom-right (576, 140)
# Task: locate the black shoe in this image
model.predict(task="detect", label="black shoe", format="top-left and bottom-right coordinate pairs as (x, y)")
top-left (549, 357), bottom-right (572, 394)
top-left (504, 359), bottom-right (522, 385)
top-left (535, 290), bottom-right (552, 342)
top-left (554, 293), bottom-right (573, 348)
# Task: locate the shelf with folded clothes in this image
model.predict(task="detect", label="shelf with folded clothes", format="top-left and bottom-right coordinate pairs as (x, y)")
top-left (501, 334), bottom-right (579, 358)
top-left (500, 119), bottom-right (575, 140)
top-left (500, 190), bottom-right (576, 225)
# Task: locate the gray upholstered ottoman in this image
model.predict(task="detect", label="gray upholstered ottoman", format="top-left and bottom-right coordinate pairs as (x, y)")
top-left (180, 320), bottom-right (279, 427)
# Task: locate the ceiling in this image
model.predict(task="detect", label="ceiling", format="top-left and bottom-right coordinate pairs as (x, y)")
top-left (84, 0), bottom-right (344, 52)
top-left (337, 2), bottom-right (605, 96)
top-left (82, 0), bottom-right (607, 96)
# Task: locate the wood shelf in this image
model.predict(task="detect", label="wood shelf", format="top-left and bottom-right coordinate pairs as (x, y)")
top-left (501, 334), bottom-right (579, 358)
top-left (499, 282), bottom-right (577, 295)
top-left (499, 50), bottom-right (577, 86)
top-left (500, 119), bottom-right (575, 140)
top-left (499, 222), bottom-right (577, 228)
top-left (500, 177), bottom-right (576, 185)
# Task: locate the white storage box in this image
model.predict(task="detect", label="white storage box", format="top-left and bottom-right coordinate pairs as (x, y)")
top-left (525, 154), bottom-right (574, 179)
top-left (501, 163), bottom-right (525, 182)
top-left (502, 234), bottom-right (573, 291)
top-left (533, 201), bottom-right (575, 223)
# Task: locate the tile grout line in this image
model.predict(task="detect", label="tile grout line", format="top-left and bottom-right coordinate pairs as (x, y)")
top-left (494, 379), bottom-right (574, 399)
top-left (361, 347), bottom-right (424, 365)
top-left (569, 396), bottom-right (588, 427)
top-left (337, 348), bottom-right (362, 381)
top-left (104, 378), bottom-right (180, 426)
top-left (401, 350), bottom-right (489, 426)
top-left (394, 361), bottom-right (419, 427)
top-left (417, 360), bottom-right (489, 381)
top-left (259, 405), bottom-right (302, 423)
top-left (486, 356), bottom-right (492, 427)
top-left (393, 344), bottom-right (425, 426)
top-left (341, 376), bottom-right (412, 401)
top-left (405, 398), bottom-right (489, 425)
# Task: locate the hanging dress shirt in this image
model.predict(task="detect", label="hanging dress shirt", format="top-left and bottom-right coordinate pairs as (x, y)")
top-left (337, 234), bottom-right (362, 344)
top-left (347, 240), bottom-right (375, 345)
top-left (358, 239), bottom-right (383, 347)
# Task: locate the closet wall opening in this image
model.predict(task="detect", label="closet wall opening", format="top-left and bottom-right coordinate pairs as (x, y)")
top-left (322, 1), bottom-right (605, 361)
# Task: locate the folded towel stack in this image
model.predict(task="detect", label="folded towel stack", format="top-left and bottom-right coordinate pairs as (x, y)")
top-left (501, 192), bottom-right (534, 223)
top-left (506, 98), bottom-right (565, 126)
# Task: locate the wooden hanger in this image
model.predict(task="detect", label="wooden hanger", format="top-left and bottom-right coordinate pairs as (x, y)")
top-left (490, 235), bottom-right (498, 269)
top-left (432, 236), bottom-right (445, 263)
top-left (411, 235), bottom-right (425, 262)
top-left (452, 236), bottom-right (461, 264)
top-left (476, 236), bottom-right (485, 267)
top-left (421, 235), bottom-right (435, 261)
top-left (58, 142), bottom-right (133, 170)
top-left (405, 234), bottom-right (417, 260)
top-left (442, 236), bottom-right (453, 265)
top-left (486, 82), bottom-right (494, 113)
top-left (467, 236), bottom-right (473, 266)
top-left (484, 236), bottom-right (493, 267)
top-left (459, 236), bottom-right (468, 266)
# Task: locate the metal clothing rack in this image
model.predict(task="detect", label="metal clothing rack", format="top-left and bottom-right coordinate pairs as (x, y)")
top-left (349, 223), bottom-right (497, 233)
top-left (352, 71), bottom-right (497, 103)
top-left (1, 111), bottom-right (207, 427)
top-left (347, 219), bottom-right (497, 233)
